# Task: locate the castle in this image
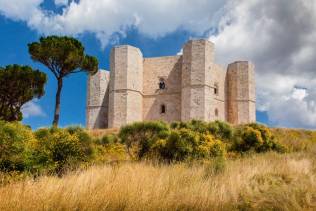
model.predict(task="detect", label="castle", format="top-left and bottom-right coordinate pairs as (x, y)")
top-left (86, 39), bottom-right (256, 129)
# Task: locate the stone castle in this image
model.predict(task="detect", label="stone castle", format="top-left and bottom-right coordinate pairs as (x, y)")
top-left (86, 39), bottom-right (256, 129)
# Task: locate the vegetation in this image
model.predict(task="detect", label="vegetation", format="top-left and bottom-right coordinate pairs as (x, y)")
top-left (119, 120), bottom-right (284, 161)
top-left (0, 120), bottom-right (286, 175)
top-left (1, 120), bottom-right (316, 210)
top-left (28, 36), bottom-right (98, 126)
top-left (0, 153), bottom-right (315, 210)
top-left (0, 65), bottom-right (47, 121)
top-left (0, 121), bottom-right (35, 172)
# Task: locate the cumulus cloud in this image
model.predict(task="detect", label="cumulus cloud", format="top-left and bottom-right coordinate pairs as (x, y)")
top-left (267, 87), bottom-right (316, 129)
top-left (21, 101), bottom-right (46, 118)
top-left (0, 0), bottom-right (41, 21)
top-left (1, 0), bottom-right (316, 128)
top-left (209, 0), bottom-right (316, 128)
top-left (0, 0), bottom-right (226, 47)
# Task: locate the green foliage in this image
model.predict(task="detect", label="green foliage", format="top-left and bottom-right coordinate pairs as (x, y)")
top-left (0, 65), bottom-right (47, 121)
top-left (28, 36), bottom-right (98, 77)
top-left (162, 128), bottom-right (198, 161)
top-left (162, 130), bottom-right (226, 161)
top-left (171, 120), bottom-right (233, 140)
top-left (119, 121), bottom-right (284, 161)
top-left (171, 120), bottom-right (208, 133)
top-left (119, 121), bottom-right (170, 159)
top-left (96, 134), bottom-right (119, 146)
top-left (119, 121), bottom-right (228, 161)
top-left (28, 36), bottom-right (99, 126)
top-left (232, 123), bottom-right (286, 153)
top-left (0, 121), bottom-right (35, 171)
top-left (29, 127), bottom-right (94, 174)
top-left (0, 120), bottom-right (289, 176)
top-left (207, 121), bottom-right (233, 140)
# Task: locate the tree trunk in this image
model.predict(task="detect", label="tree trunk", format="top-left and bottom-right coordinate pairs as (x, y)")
top-left (53, 78), bottom-right (63, 127)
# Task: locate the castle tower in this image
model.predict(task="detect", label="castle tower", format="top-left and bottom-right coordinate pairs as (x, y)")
top-left (226, 61), bottom-right (256, 124)
top-left (86, 70), bottom-right (109, 129)
top-left (108, 45), bottom-right (143, 128)
top-left (181, 39), bottom-right (214, 122)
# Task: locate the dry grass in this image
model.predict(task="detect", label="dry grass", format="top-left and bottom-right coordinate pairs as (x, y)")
top-left (272, 128), bottom-right (316, 152)
top-left (0, 152), bottom-right (315, 211)
top-left (87, 128), bottom-right (119, 138)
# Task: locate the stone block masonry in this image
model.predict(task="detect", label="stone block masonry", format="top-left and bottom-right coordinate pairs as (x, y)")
top-left (87, 39), bottom-right (256, 129)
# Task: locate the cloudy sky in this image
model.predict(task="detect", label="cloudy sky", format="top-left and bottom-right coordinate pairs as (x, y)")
top-left (0, 0), bottom-right (315, 129)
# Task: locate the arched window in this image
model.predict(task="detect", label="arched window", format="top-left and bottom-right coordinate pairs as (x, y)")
top-left (214, 83), bottom-right (219, 95)
top-left (161, 104), bottom-right (166, 114)
top-left (215, 108), bottom-right (219, 117)
top-left (159, 78), bottom-right (166, 90)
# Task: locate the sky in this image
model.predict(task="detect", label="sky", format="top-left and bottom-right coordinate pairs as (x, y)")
top-left (0, 0), bottom-right (315, 129)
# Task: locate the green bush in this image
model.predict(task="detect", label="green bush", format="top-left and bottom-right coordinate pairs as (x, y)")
top-left (207, 121), bottom-right (233, 140)
top-left (30, 127), bottom-right (94, 174)
top-left (96, 134), bottom-right (119, 146)
top-left (161, 129), bottom-right (226, 161)
top-left (232, 123), bottom-right (285, 153)
top-left (171, 120), bottom-right (208, 133)
top-left (119, 121), bottom-right (170, 159)
top-left (0, 121), bottom-right (35, 172)
top-left (65, 126), bottom-right (94, 157)
top-left (171, 120), bottom-right (233, 140)
top-left (0, 120), bottom-right (287, 175)
top-left (162, 128), bottom-right (198, 161)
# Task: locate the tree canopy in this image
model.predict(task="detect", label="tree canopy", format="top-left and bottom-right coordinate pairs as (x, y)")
top-left (0, 65), bottom-right (47, 121)
top-left (28, 36), bottom-right (99, 126)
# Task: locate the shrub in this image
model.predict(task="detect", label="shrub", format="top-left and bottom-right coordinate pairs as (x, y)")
top-left (171, 120), bottom-right (209, 133)
top-left (161, 129), bottom-right (226, 161)
top-left (65, 126), bottom-right (94, 157)
top-left (96, 134), bottom-right (119, 146)
top-left (162, 128), bottom-right (198, 161)
top-left (119, 121), bottom-right (170, 159)
top-left (171, 120), bottom-right (233, 141)
top-left (0, 121), bottom-right (35, 172)
top-left (30, 127), bottom-right (94, 174)
top-left (207, 121), bottom-right (233, 140)
top-left (232, 123), bottom-right (285, 153)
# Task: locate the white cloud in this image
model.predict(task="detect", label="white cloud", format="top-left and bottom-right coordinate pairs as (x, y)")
top-left (1, 0), bottom-right (316, 128)
top-left (0, 0), bottom-right (42, 21)
top-left (268, 87), bottom-right (316, 129)
top-left (21, 101), bottom-right (46, 118)
top-left (0, 0), bottom-right (226, 47)
top-left (209, 0), bottom-right (316, 128)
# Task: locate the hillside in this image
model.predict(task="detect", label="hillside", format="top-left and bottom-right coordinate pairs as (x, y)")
top-left (0, 152), bottom-right (315, 210)
top-left (0, 121), bottom-right (316, 210)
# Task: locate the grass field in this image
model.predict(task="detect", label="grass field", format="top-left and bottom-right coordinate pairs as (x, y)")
top-left (0, 152), bottom-right (315, 211)
top-left (0, 128), bottom-right (316, 211)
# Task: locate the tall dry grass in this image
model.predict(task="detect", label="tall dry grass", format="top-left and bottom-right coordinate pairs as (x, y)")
top-left (0, 152), bottom-right (315, 211)
top-left (272, 128), bottom-right (316, 152)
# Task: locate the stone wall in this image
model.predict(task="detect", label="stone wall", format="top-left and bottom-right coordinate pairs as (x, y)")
top-left (209, 63), bottom-right (226, 121)
top-left (181, 39), bottom-right (215, 122)
top-left (87, 39), bottom-right (256, 129)
top-left (143, 56), bottom-right (182, 122)
top-left (226, 61), bottom-right (256, 124)
top-left (86, 70), bottom-right (109, 129)
top-left (108, 45), bottom-right (143, 128)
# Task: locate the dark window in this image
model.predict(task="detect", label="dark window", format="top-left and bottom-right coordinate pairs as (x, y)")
top-left (214, 83), bottom-right (219, 95)
top-left (161, 104), bottom-right (166, 114)
top-left (159, 79), bottom-right (166, 90)
top-left (215, 108), bottom-right (219, 117)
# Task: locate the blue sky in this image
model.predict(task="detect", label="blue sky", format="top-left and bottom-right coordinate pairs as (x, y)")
top-left (0, 0), bottom-right (315, 129)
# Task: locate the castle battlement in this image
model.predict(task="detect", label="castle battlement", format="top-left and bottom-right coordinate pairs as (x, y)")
top-left (86, 39), bottom-right (256, 129)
